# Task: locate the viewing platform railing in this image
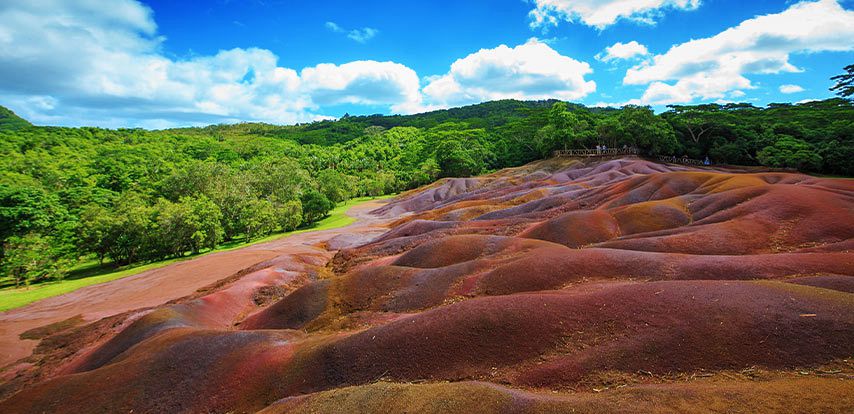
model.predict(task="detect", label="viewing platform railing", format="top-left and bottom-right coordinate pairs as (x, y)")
top-left (553, 148), bottom-right (639, 158)
top-left (552, 148), bottom-right (715, 166)
top-left (657, 156), bottom-right (706, 166)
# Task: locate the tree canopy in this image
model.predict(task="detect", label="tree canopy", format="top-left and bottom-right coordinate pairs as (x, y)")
top-left (831, 64), bottom-right (854, 98)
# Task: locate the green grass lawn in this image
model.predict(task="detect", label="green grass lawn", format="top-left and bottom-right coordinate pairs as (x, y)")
top-left (0, 195), bottom-right (392, 312)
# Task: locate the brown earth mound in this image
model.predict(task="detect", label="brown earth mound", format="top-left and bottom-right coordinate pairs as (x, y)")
top-left (1, 157), bottom-right (852, 413)
top-left (260, 378), bottom-right (854, 414)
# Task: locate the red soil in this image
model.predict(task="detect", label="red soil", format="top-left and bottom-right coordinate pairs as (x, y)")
top-left (1, 157), bottom-right (852, 413)
top-left (0, 200), bottom-right (390, 393)
top-left (260, 378), bottom-right (854, 414)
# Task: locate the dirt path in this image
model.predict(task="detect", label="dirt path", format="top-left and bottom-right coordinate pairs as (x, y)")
top-left (0, 199), bottom-right (393, 369)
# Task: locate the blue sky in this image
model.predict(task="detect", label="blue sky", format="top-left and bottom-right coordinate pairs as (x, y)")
top-left (0, 0), bottom-right (852, 128)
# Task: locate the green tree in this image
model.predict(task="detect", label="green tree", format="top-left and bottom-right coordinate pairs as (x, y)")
top-left (830, 64), bottom-right (854, 98)
top-left (91, 146), bottom-right (167, 193)
top-left (108, 194), bottom-right (155, 264)
top-left (0, 185), bottom-right (72, 264)
top-left (413, 158), bottom-right (441, 187)
top-left (301, 189), bottom-right (335, 224)
top-left (185, 195), bottom-right (224, 252)
top-left (248, 158), bottom-right (311, 201)
top-left (709, 142), bottom-right (751, 165)
top-left (78, 204), bottom-right (116, 264)
top-left (369, 171), bottom-right (399, 195)
top-left (208, 171), bottom-right (255, 241)
top-left (533, 125), bottom-right (561, 158)
top-left (664, 104), bottom-right (730, 145)
top-left (243, 199), bottom-right (277, 241)
top-left (615, 106), bottom-right (679, 155)
top-left (274, 199), bottom-right (303, 232)
top-left (0, 185), bottom-right (67, 242)
top-left (434, 139), bottom-right (483, 177)
top-left (428, 124), bottom-right (493, 177)
top-left (817, 139), bottom-right (854, 176)
top-left (159, 160), bottom-right (226, 200)
top-left (595, 116), bottom-right (621, 148)
top-left (534, 102), bottom-right (594, 156)
top-left (2, 234), bottom-right (68, 287)
top-left (757, 136), bottom-right (823, 171)
top-left (316, 169), bottom-right (352, 203)
top-left (154, 199), bottom-right (194, 257)
top-left (155, 195), bottom-right (224, 256)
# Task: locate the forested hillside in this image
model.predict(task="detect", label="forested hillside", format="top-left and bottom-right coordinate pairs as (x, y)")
top-left (0, 107), bottom-right (30, 131)
top-left (1, 98), bottom-right (852, 286)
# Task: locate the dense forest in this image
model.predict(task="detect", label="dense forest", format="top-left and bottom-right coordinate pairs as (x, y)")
top-left (1, 89), bottom-right (852, 286)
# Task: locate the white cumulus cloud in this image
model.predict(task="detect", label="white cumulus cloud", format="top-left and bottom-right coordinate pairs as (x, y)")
top-left (779, 84), bottom-right (806, 94)
top-left (421, 39), bottom-right (596, 108)
top-left (596, 41), bottom-right (649, 62)
top-left (0, 1), bottom-right (412, 127)
top-left (300, 61), bottom-right (421, 109)
top-left (623, 0), bottom-right (854, 105)
top-left (529, 0), bottom-right (701, 29)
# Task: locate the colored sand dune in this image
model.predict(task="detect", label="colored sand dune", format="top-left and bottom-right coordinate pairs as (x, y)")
top-left (1, 157), bottom-right (852, 413)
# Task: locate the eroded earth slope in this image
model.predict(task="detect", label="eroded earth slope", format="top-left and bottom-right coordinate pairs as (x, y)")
top-left (1, 157), bottom-right (853, 413)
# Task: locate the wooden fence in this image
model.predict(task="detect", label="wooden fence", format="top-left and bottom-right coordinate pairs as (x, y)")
top-left (551, 148), bottom-right (716, 166)
top-left (656, 156), bottom-right (708, 166)
top-left (553, 148), bottom-right (639, 158)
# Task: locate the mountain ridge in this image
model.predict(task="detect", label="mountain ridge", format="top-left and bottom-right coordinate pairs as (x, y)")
top-left (0, 106), bottom-right (31, 131)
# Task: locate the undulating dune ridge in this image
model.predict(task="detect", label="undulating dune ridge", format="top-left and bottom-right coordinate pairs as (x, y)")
top-left (1, 157), bottom-right (853, 413)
